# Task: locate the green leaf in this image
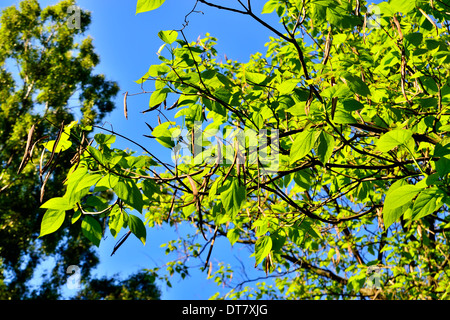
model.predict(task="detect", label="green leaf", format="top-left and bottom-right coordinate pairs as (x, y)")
top-left (412, 187), bottom-right (444, 220)
top-left (87, 146), bottom-right (105, 165)
top-left (227, 228), bottom-right (240, 246)
top-left (342, 99), bottom-right (364, 111)
top-left (439, 124), bottom-right (450, 133)
top-left (254, 236), bottom-right (272, 265)
top-left (293, 170), bottom-right (312, 190)
top-left (137, 65), bottom-right (171, 84)
top-left (71, 210), bottom-right (82, 224)
top-left (108, 208), bottom-right (124, 238)
top-left (152, 122), bottom-right (176, 148)
top-left (286, 103), bottom-right (306, 116)
top-left (126, 155), bottom-right (147, 169)
top-left (158, 30), bottom-right (178, 44)
top-left (384, 184), bottom-right (422, 212)
top-left (289, 129), bottom-right (320, 163)
top-left (333, 110), bottom-right (357, 124)
top-left (203, 98), bottom-right (226, 117)
top-left (94, 133), bottom-right (116, 146)
top-left (261, 0), bottom-right (278, 14)
top-left (434, 140), bottom-right (450, 157)
top-left (81, 216), bottom-right (102, 247)
top-left (40, 197), bottom-right (72, 211)
top-left (390, 0), bottom-right (416, 14)
top-left (383, 183), bottom-right (423, 229)
top-left (311, 0), bottom-right (328, 24)
top-left (245, 71), bottom-right (267, 84)
top-left (74, 173), bottom-right (103, 194)
top-left (96, 173), bottom-right (120, 189)
top-left (42, 121), bottom-right (77, 153)
top-left (136, 0), bottom-right (165, 14)
top-left (114, 179), bottom-right (144, 213)
top-left (220, 178), bottom-right (246, 217)
top-left (277, 79), bottom-right (299, 95)
top-left (85, 196), bottom-right (108, 211)
top-left (64, 166), bottom-right (88, 204)
top-left (39, 210), bottom-right (65, 237)
top-left (128, 214), bottom-right (147, 245)
top-left (141, 179), bottom-right (160, 199)
top-left (270, 231), bottom-right (286, 252)
top-left (343, 74), bottom-right (371, 97)
top-left (316, 131), bottom-right (335, 164)
top-left (42, 138), bottom-right (72, 153)
top-left (149, 88), bottom-right (169, 109)
top-left (436, 155), bottom-right (450, 177)
top-left (376, 129), bottom-right (413, 152)
top-left (298, 219), bottom-right (322, 239)
top-left (404, 32), bottom-right (423, 47)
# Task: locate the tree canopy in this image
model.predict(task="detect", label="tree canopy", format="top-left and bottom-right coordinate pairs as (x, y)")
top-left (0, 0), bottom-right (160, 300)
top-left (33, 0), bottom-right (450, 299)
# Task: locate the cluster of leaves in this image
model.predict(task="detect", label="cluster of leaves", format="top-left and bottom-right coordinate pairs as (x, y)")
top-left (37, 0), bottom-right (450, 299)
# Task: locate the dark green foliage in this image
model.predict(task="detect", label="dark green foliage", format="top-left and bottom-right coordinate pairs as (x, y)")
top-left (0, 0), bottom-right (140, 299)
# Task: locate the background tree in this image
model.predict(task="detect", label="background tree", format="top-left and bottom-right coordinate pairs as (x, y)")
top-left (74, 270), bottom-right (161, 300)
top-left (38, 0), bottom-right (450, 300)
top-left (0, 0), bottom-right (159, 300)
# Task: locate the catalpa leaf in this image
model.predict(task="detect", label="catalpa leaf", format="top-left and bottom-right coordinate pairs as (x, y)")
top-left (152, 122), bottom-right (176, 149)
top-left (254, 236), bottom-right (272, 265)
top-left (81, 216), bottom-right (102, 247)
top-left (436, 155), bottom-right (450, 177)
top-left (316, 131), bottom-right (335, 164)
top-left (94, 133), bottom-right (116, 146)
top-left (390, 0), bottom-right (416, 14)
top-left (158, 30), bottom-right (178, 44)
top-left (108, 208), bottom-right (125, 238)
top-left (261, 0), bottom-right (278, 14)
top-left (245, 71), bottom-right (267, 84)
top-left (96, 173), bottom-right (120, 190)
top-left (277, 79), bottom-right (299, 95)
top-left (74, 173), bottom-right (103, 194)
top-left (376, 129), bottom-right (413, 152)
top-left (412, 187), bottom-right (445, 221)
top-left (114, 179), bottom-right (144, 213)
top-left (289, 129), bottom-right (320, 163)
top-left (384, 184), bottom-right (423, 212)
top-left (149, 88), bottom-right (169, 109)
top-left (40, 197), bottom-right (72, 211)
top-left (383, 183), bottom-right (423, 229)
top-left (136, 0), bottom-right (165, 14)
top-left (343, 74), bottom-right (371, 97)
top-left (227, 228), bottom-right (240, 246)
top-left (39, 210), bottom-right (65, 237)
top-left (220, 178), bottom-right (246, 217)
top-left (128, 214), bottom-right (147, 245)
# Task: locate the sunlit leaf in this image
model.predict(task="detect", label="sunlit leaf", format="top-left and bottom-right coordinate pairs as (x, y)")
top-left (290, 129), bottom-right (320, 163)
top-left (255, 236), bottom-right (272, 265)
top-left (39, 210), bottom-right (65, 237)
top-left (376, 129), bottom-right (413, 152)
top-left (158, 30), bottom-right (178, 44)
top-left (220, 178), bottom-right (246, 217)
top-left (136, 0), bottom-right (165, 14)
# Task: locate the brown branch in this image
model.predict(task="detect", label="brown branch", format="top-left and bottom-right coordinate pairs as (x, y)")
top-left (282, 253), bottom-right (347, 285)
top-left (281, 253), bottom-right (386, 299)
top-left (197, 0), bottom-right (248, 14)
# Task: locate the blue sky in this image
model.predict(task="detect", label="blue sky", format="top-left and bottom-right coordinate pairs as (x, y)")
top-left (1, 0), bottom-right (284, 299)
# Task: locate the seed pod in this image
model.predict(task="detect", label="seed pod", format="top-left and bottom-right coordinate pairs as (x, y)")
top-left (123, 91), bottom-right (128, 120)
